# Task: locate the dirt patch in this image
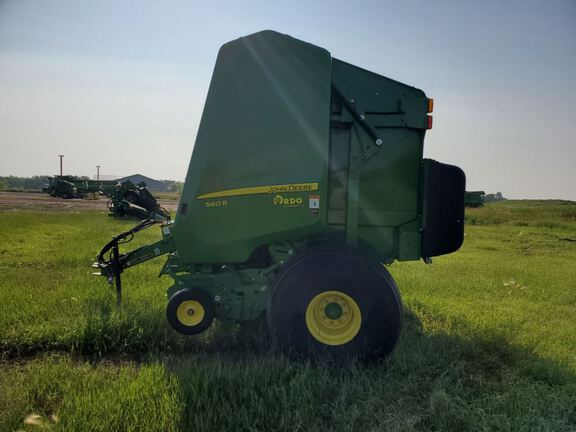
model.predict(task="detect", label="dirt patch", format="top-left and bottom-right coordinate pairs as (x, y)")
top-left (0, 192), bottom-right (179, 212)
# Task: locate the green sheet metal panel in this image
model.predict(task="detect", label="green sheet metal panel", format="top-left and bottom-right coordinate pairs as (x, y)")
top-left (329, 60), bottom-right (428, 260)
top-left (173, 31), bottom-right (332, 263)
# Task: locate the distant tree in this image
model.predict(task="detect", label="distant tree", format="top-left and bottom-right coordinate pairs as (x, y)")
top-left (169, 181), bottom-right (184, 193)
top-left (4, 176), bottom-right (25, 189)
top-left (23, 176), bottom-right (50, 190)
top-left (0, 179), bottom-right (7, 190)
top-left (0, 175), bottom-right (50, 191)
top-left (484, 192), bottom-right (507, 202)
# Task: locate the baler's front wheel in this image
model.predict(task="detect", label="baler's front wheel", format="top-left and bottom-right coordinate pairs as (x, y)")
top-left (267, 248), bottom-right (402, 361)
top-left (166, 288), bottom-right (215, 335)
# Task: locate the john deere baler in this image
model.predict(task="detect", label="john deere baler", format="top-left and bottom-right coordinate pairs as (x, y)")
top-left (94, 30), bottom-right (465, 359)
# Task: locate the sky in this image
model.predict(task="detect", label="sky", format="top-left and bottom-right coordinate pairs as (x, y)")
top-left (0, 0), bottom-right (575, 199)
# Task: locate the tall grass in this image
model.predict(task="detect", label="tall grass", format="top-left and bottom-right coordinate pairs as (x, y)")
top-left (465, 199), bottom-right (576, 228)
top-left (1, 355), bottom-right (181, 431)
top-left (0, 201), bottom-right (575, 431)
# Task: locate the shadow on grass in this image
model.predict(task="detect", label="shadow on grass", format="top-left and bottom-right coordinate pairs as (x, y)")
top-left (76, 296), bottom-right (576, 389)
top-left (162, 306), bottom-right (576, 431)
top-left (2, 302), bottom-right (575, 431)
top-left (5, 294), bottom-right (575, 390)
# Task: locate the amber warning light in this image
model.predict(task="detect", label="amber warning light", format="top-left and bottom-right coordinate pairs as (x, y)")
top-left (426, 98), bottom-right (434, 129)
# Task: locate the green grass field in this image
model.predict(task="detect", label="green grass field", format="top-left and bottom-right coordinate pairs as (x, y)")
top-left (1, 201), bottom-right (575, 431)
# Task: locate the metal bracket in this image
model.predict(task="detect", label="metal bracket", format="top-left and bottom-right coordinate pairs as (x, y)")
top-left (112, 240), bottom-right (122, 306)
top-left (332, 84), bottom-right (383, 147)
top-left (92, 218), bottom-right (175, 306)
top-left (345, 129), bottom-right (361, 247)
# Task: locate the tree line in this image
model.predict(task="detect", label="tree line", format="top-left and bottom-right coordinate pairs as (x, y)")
top-left (484, 192), bottom-right (506, 202)
top-left (0, 176), bottom-right (183, 192)
top-left (0, 176), bottom-right (51, 191)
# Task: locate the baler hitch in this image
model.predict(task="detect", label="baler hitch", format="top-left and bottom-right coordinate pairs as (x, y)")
top-left (93, 218), bottom-right (173, 305)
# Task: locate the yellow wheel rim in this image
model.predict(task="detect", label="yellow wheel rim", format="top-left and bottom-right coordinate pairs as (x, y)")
top-left (176, 300), bottom-right (205, 327)
top-left (305, 290), bottom-right (362, 346)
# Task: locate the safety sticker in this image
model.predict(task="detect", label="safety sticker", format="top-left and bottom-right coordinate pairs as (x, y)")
top-left (309, 195), bottom-right (320, 216)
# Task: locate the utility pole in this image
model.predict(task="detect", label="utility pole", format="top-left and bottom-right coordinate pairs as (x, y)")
top-left (96, 165), bottom-right (101, 181)
top-left (58, 155), bottom-right (64, 176)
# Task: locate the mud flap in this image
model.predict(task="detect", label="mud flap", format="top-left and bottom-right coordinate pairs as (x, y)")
top-left (420, 159), bottom-right (466, 258)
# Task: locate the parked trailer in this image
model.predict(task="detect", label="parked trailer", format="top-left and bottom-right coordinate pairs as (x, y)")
top-left (43, 176), bottom-right (117, 198)
top-left (93, 31), bottom-right (465, 359)
top-left (43, 176), bottom-right (80, 198)
top-left (465, 191), bottom-right (485, 208)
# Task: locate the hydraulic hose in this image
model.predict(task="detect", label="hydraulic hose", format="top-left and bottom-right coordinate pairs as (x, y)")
top-left (97, 218), bottom-right (160, 264)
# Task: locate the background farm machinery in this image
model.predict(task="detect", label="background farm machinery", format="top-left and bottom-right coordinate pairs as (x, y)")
top-left (107, 181), bottom-right (170, 220)
top-left (43, 176), bottom-right (117, 199)
top-left (43, 176), bottom-right (169, 220)
top-left (465, 191), bottom-right (486, 207)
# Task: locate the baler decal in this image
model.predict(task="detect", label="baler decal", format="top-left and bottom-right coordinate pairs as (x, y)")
top-left (309, 195), bottom-right (320, 216)
top-left (273, 195), bottom-right (304, 207)
top-left (196, 183), bottom-right (319, 200)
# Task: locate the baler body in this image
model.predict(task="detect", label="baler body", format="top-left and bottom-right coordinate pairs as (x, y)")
top-left (95, 31), bottom-right (465, 354)
top-left (172, 30), bottom-right (464, 264)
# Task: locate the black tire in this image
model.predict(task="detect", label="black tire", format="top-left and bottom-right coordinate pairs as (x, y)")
top-left (267, 248), bottom-right (402, 360)
top-left (166, 288), bottom-right (215, 335)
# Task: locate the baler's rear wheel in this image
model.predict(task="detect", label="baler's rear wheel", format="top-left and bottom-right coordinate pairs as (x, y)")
top-left (166, 288), bottom-right (215, 335)
top-left (267, 248), bottom-right (402, 361)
